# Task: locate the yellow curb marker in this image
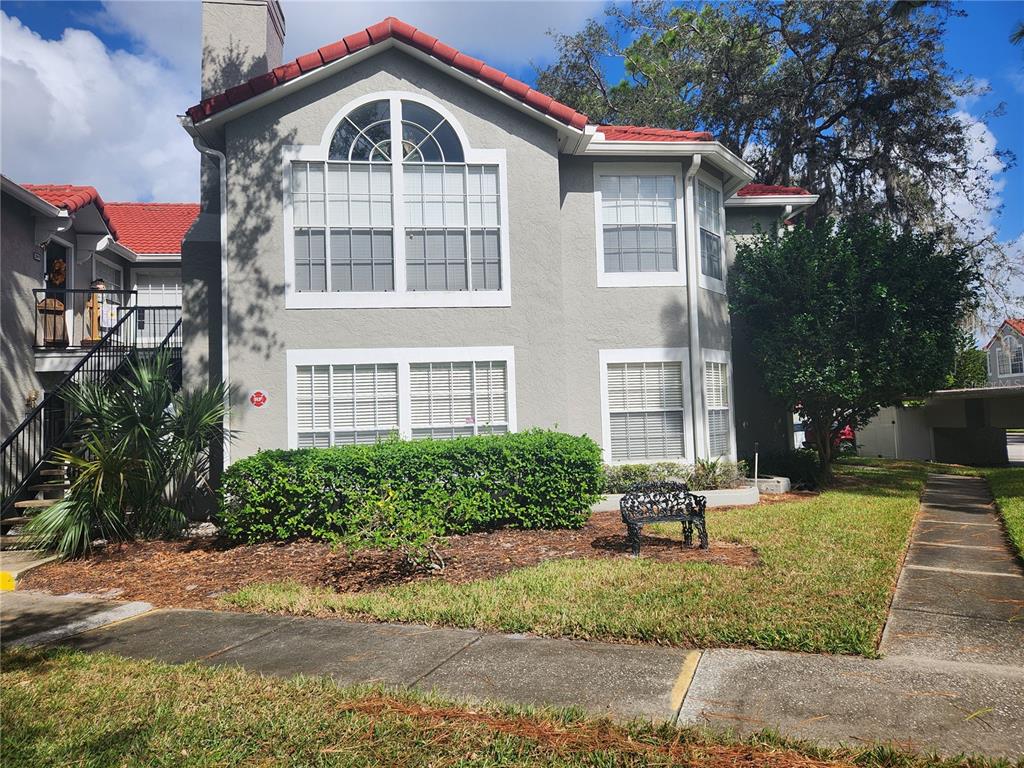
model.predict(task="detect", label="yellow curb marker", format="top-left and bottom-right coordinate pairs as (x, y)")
top-left (671, 650), bottom-right (702, 713)
top-left (0, 571), bottom-right (16, 592)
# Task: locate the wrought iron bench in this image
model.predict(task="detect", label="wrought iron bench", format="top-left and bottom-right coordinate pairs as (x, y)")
top-left (619, 481), bottom-right (708, 556)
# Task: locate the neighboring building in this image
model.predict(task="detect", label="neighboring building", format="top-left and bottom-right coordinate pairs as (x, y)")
top-left (985, 318), bottom-right (1024, 387)
top-left (180, 3), bottom-right (818, 468)
top-left (0, 176), bottom-right (196, 440)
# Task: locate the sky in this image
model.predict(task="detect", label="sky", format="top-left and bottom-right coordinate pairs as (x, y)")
top-left (1, 0), bottom-right (1022, 247)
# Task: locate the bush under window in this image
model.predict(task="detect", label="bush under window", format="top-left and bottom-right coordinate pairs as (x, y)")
top-left (602, 458), bottom-right (748, 494)
top-left (218, 430), bottom-right (603, 544)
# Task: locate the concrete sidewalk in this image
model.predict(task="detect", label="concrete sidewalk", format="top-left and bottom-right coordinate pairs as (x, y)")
top-left (2, 475), bottom-right (1021, 758)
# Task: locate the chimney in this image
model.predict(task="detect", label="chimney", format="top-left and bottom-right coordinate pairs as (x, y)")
top-left (201, 0), bottom-right (286, 98)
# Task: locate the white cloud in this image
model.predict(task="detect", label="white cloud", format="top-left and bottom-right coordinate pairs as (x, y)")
top-left (1, 1), bottom-right (603, 204)
top-left (0, 11), bottom-right (198, 201)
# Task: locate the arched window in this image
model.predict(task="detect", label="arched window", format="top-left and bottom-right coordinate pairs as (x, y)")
top-left (289, 96), bottom-right (504, 303)
top-left (1001, 334), bottom-right (1024, 376)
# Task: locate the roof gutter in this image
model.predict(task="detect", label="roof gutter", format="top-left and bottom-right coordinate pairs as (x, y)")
top-left (179, 115), bottom-right (231, 466)
top-left (683, 154), bottom-right (705, 460)
top-left (96, 235), bottom-right (139, 262)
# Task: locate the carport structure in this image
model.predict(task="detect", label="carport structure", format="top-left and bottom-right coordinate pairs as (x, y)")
top-left (857, 385), bottom-right (1024, 464)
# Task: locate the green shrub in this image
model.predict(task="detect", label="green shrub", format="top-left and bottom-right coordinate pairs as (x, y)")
top-left (602, 459), bottom-right (747, 493)
top-left (338, 486), bottom-right (446, 570)
top-left (218, 430), bottom-right (603, 544)
top-left (752, 448), bottom-right (823, 489)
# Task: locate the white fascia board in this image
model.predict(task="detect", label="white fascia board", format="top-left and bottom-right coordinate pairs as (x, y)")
top-left (185, 38), bottom-right (586, 144)
top-left (1, 176), bottom-right (64, 218)
top-left (97, 237), bottom-right (140, 262)
top-left (580, 140), bottom-right (755, 190)
top-left (725, 194), bottom-right (819, 208)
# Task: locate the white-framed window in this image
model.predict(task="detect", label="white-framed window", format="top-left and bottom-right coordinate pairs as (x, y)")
top-left (703, 349), bottom-right (734, 458)
top-left (287, 347), bottom-right (516, 448)
top-left (284, 93), bottom-right (511, 309)
top-left (93, 255), bottom-right (124, 294)
top-left (294, 363), bottom-right (399, 447)
top-left (696, 173), bottom-right (726, 292)
top-left (593, 163), bottom-right (686, 288)
top-left (996, 335), bottom-right (1024, 376)
top-left (599, 348), bottom-right (694, 463)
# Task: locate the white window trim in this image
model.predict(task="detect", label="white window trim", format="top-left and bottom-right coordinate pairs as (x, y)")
top-left (996, 334), bottom-right (1024, 377)
top-left (286, 346), bottom-right (517, 448)
top-left (598, 347), bottom-right (694, 464)
top-left (282, 91), bottom-right (512, 309)
top-left (702, 347), bottom-right (737, 461)
top-left (132, 268), bottom-right (182, 306)
top-left (695, 170), bottom-right (727, 295)
top-left (593, 162), bottom-right (687, 288)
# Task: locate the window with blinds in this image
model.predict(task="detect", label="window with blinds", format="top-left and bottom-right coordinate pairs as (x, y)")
top-left (704, 361), bottom-right (730, 456)
top-left (409, 360), bottom-right (508, 439)
top-left (295, 364), bottom-right (399, 447)
top-left (697, 180), bottom-right (723, 280)
top-left (606, 361), bottom-right (686, 461)
top-left (600, 174), bottom-right (677, 273)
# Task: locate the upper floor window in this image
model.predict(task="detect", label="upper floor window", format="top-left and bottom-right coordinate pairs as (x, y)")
top-left (697, 178), bottom-right (724, 284)
top-left (594, 163), bottom-right (685, 288)
top-left (995, 336), bottom-right (1024, 376)
top-left (285, 95), bottom-right (510, 309)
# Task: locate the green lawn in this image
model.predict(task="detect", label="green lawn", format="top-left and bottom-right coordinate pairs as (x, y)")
top-left (0, 647), bottom-right (1008, 768)
top-left (226, 461), bottom-right (931, 656)
top-left (983, 467), bottom-right (1024, 557)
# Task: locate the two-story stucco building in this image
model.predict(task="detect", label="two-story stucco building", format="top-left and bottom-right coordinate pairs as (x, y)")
top-left (180, 1), bottom-right (818, 468)
top-left (985, 319), bottom-right (1024, 387)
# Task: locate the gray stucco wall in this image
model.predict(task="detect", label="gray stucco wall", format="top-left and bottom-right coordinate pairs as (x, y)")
top-left (204, 47), bottom-right (786, 464)
top-left (1, 195), bottom-right (41, 439)
top-left (724, 208), bottom-right (794, 458)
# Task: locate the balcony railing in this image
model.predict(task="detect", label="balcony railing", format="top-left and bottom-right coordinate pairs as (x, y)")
top-left (32, 289), bottom-right (180, 351)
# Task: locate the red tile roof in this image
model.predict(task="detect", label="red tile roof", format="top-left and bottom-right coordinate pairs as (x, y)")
top-left (596, 125), bottom-right (713, 142)
top-left (187, 16), bottom-right (589, 130)
top-left (104, 203), bottom-right (199, 255)
top-left (1006, 318), bottom-right (1024, 336)
top-left (737, 183), bottom-right (813, 196)
top-left (21, 184), bottom-right (118, 238)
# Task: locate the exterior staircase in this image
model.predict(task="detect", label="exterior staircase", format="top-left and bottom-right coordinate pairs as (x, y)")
top-left (0, 307), bottom-right (181, 550)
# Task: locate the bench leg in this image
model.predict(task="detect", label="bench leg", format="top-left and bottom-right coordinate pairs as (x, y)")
top-left (682, 520), bottom-right (693, 548)
top-left (695, 517), bottom-right (709, 549)
top-left (626, 523), bottom-right (642, 557)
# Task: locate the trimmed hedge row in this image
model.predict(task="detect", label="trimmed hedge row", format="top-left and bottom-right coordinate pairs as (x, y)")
top-left (218, 430), bottom-right (604, 544)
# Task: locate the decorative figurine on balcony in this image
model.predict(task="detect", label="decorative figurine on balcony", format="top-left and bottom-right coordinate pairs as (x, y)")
top-left (83, 277), bottom-right (108, 346)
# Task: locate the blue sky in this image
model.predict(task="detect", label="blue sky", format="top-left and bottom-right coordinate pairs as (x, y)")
top-left (1, 0), bottom-right (1022, 246)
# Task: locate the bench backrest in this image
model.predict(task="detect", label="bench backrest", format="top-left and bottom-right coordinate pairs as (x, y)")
top-left (620, 480), bottom-right (700, 521)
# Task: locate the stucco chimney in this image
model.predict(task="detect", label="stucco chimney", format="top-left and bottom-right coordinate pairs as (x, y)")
top-left (201, 0), bottom-right (286, 98)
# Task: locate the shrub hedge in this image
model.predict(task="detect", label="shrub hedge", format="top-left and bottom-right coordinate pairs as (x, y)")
top-left (218, 430), bottom-right (604, 544)
top-left (602, 458), bottom-right (747, 494)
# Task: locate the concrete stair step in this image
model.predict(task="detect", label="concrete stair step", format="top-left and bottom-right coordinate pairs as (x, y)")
top-left (39, 468), bottom-right (68, 477)
top-left (14, 498), bottom-right (57, 510)
top-left (0, 534), bottom-right (33, 550)
top-left (1, 516), bottom-right (33, 527)
top-left (26, 482), bottom-right (69, 493)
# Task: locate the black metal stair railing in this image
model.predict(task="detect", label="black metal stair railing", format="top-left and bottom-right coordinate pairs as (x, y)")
top-left (0, 306), bottom-right (182, 517)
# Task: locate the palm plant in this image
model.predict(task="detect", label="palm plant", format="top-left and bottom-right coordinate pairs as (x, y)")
top-left (26, 351), bottom-right (229, 558)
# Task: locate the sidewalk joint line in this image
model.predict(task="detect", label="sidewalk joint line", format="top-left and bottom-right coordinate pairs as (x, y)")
top-left (408, 634), bottom-right (483, 688)
top-left (888, 605), bottom-right (1024, 626)
top-left (199, 619), bottom-right (296, 662)
top-left (904, 564), bottom-right (1022, 578)
top-left (914, 541), bottom-right (1005, 551)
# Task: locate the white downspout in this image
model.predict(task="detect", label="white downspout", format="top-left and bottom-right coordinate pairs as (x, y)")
top-left (187, 129), bottom-right (231, 466)
top-left (683, 155), bottom-right (704, 460)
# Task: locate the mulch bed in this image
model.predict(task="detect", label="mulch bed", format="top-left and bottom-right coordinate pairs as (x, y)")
top-left (18, 500), bottom-right (807, 610)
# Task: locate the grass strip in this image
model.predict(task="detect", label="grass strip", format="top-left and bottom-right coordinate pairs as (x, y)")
top-left (2, 647), bottom-right (1017, 768)
top-left (224, 461), bottom-right (931, 656)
